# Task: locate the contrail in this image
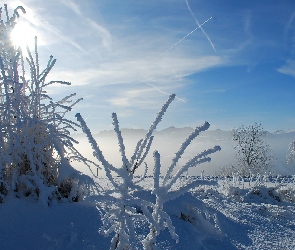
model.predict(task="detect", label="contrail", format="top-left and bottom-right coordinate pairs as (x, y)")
top-left (84, 112), bottom-right (92, 121)
top-left (162, 16), bottom-right (213, 56)
top-left (143, 82), bottom-right (186, 103)
top-left (185, 0), bottom-right (216, 52)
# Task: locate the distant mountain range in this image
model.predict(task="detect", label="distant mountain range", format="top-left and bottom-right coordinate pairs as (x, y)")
top-left (73, 126), bottom-right (295, 143)
top-left (72, 126), bottom-right (295, 175)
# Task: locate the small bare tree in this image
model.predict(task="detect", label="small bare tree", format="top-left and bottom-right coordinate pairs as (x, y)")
top-left (287, 141), bottom-right (295, 164)
top-left (232, 122), bottom-right (274, 175)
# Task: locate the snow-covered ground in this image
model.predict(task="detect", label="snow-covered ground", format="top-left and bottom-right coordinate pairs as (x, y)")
top-left (1, 128), bottom-right (295, 250)
top-left (1, 176), bottom-right (294, 249)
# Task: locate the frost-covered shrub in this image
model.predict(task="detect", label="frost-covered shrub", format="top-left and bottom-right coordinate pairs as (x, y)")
top-left (242, 185), bottom-right (281, 204)
top-left (275, 184), bottom-right (295, 203)
top-left (217, 173), bottom-right (295, 205)
top-left (0, 4), bottom-right (92, 204)
top-left (77, 95), bottom-right (176, 249)
top-left (232, 123), bottom-right (274, 175)
top-left (77, 94), bottom-right (220, 249)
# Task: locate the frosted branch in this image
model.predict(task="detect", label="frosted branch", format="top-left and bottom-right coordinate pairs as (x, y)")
top-left (167, 146), bottom-right (221, 190)
top-left (75, 113), bottom-right (119, 189)
top-left (153, 151), bottom-right (161, 193)
top-left (137, 94), bottom-right (175, 162)
top-left (112, 112), bottom-right (129, 170)
top-left (164, 121), bottom-right (210, 183)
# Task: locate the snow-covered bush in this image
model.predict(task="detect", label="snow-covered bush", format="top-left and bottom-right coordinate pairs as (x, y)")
top-left (77, 94), bottom-right (221, 249)
top-left (0, 4), bottom-right (92, 204)
top-left (216, 172), bottom-right (295, 206)
top-left (276, 184), bottom-right (295, 203)
top-left (232, 123), bottom-right (274, 175)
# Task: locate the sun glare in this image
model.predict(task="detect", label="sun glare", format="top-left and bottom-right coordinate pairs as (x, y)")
top-left (10, 21), bottom-right (37, 51)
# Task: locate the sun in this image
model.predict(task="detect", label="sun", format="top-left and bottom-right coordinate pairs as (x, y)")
top-left (10, 21), bottom-right (38, 51)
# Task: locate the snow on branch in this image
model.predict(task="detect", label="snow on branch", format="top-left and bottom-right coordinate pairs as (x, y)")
top-left (164, 121), bottom-right (210, 184)
top-left (132, 94), bottom-right (175, 169)
top-left (112, 112), bottom-right (129, 172)
top-left (75, 113), bottom-right (118, 189)
top-left (166, 145), bottom-right (221, 191)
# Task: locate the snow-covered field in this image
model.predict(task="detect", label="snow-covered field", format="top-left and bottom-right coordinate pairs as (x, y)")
top-left (1, 127), bottom-right (295, 249)
top-left (1, 175), bottom-right (294, 249)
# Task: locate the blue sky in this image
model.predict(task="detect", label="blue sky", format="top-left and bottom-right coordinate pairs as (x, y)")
top-left (8, 0), bottom-right (295, 132)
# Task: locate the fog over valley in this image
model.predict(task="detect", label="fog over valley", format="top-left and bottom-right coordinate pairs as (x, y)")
top-left (72, 127), bottom-right (295, 177)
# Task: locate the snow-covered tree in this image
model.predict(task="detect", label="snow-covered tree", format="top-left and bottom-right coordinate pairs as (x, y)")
top-left (232, 123), bottom-right (274, 176)
top-left (0, 4), bottom-right (93, 204)
top-left (287, 141), bottom-right (295, 165)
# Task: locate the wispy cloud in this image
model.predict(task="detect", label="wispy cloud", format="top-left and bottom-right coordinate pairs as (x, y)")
top-left (61, 0), bottom-right (112, 50)
top-left (278, 60), bottom-right (295, 77)
top-left (60, 0), bottom-right (82, 16)
top-left (41, 23), bottom-right (85, 52)
top-left (284, 11), bottom-right (295, 35)
top-left (86, 18), bottom-right (112, 50)
top-left (221, 11), bottom-right (253, 56)
top-left (48, 55), bottom-right (223, 87)
top-left (108, 96), bottom-right (155, 109)
top-left (106, 86), bottom-right (178, 111)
